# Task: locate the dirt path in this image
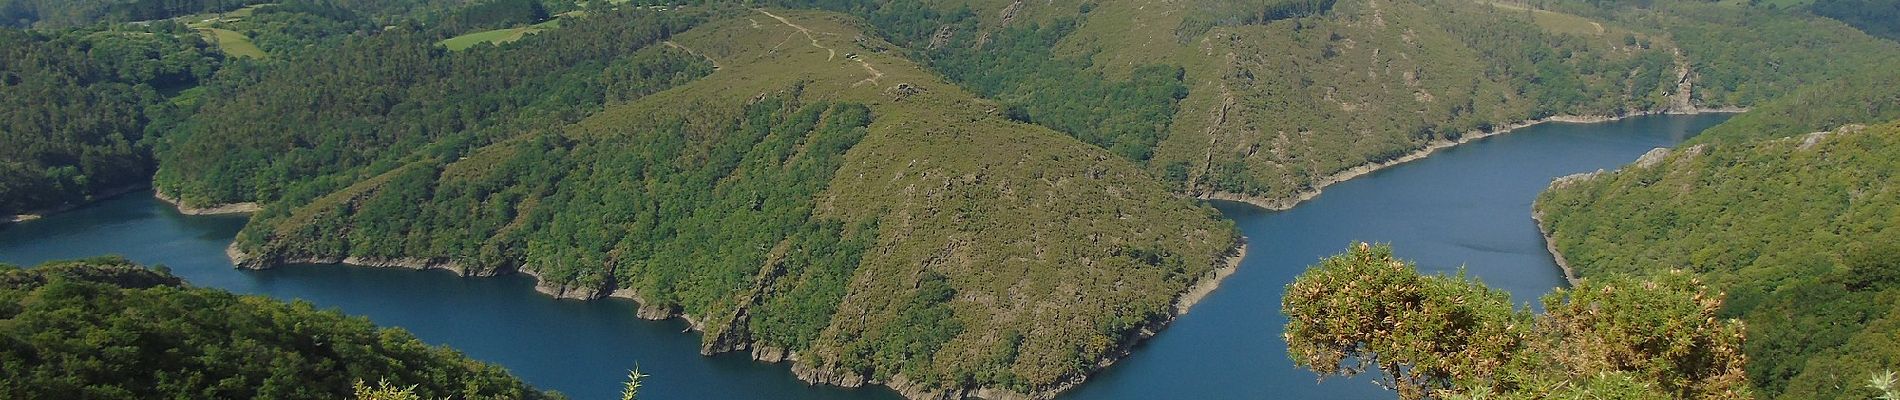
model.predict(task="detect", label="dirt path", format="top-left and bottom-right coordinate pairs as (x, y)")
top-left (664, 40), bottom-right (720, 70)
top-left (755, 9), bottom-right (883, 86)
top-left (757, 9), bottom-right (834, 61)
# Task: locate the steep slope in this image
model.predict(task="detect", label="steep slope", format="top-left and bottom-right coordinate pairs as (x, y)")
top-left (0, 25), bottom-right (221, 220)
top-left (230, 9), bottom-right (1240, 399)
top-left (1535, 123), bottom-right (1900, 399)
top-left (764, 0), bottom-right (1714, 208)
top-left (762, 0), bottom-right (1900, 209)
top-left (1150, 0), bottom-right (1694, 207)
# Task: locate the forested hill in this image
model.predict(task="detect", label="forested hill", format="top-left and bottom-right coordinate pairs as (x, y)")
top-left (0, 23), bottom-right (220, 218)
top-left (1535, 122), bottom-right (1900, 399)
top-left (723, 0), bottom-right (1900, 209)
top-left (0, 257), bottom-right (556, 399)
top-left (216, 8), bottom-right (1239, 399)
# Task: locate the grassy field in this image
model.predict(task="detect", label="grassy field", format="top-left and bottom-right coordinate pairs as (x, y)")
top-left (1478, 1), bottom-right (1615, 36)
top-left (439, 20), bottom-right (562, 51)
top-left (197, 27), bottom-right (267, 59)
top-left (180, 4), bottom-right (271, 59)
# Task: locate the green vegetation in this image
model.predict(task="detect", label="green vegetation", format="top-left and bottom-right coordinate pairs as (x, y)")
top-left (1692, 66), bottom-right (1900, 143)
top-left (1806, 0), bottom-right (1900, 41)
top-left (154, 8), bottom-right (710, 207)
top-left (196, 27), bottom-right (265, 58)
top-left (619, 369), bottom-right (645, 400)
top-left (1536, 122), bottom-right (1900, 399)
top-left (745, 0), bottom-right (1900, 207)
top-left (1284, 243), bottom-right (1750, 400)
top-left (439, 18), bottom-right (558, 50)
top-left (0, 23), bottom-right (221, 217)
top-left (0, 0), bottom-right (266, 28)
top-left (11, 0), bottom-right (1899, 398)
top-left (218, 9), bottom-right (1240, 397)
top-left (0, 257), bottom-right (556, 399)
top-left (755, 0), bottom-right (1693, 202)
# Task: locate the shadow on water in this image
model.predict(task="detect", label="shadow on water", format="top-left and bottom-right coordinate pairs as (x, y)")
top-left (0, 114), bottom-right (1729, 399)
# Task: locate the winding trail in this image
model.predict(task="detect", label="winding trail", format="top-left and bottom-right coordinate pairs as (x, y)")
top-left (756, 9), bottom-right (884, 86)
top-left (663, 40), bottom-right (721, 70)
top-left (758, 9), bottom-right (834, 61)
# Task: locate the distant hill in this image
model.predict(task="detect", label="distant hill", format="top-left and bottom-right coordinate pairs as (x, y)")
top-left (753, 0), bottom-right (1900, 208)
top-left (1537, 122), bottom-right (1900, 399)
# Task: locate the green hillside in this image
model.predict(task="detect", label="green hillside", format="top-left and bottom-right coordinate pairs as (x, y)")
top-left (219, 8), bottom-right (1239, 398)
top-left (196, 27), bottom-right (266, 58)
top-left (1536, 122), bottom-right (1900, 399)
top-left (0, 257), bottom-right (555, 399)
top-left (752, 0), bottom-right (1900, 207)
top-left (153, 8), bottom-right (711, 208)
top-left (437, 19), bottom-right (556, 50)
top-left (0, 24), bottom-right (221, 219)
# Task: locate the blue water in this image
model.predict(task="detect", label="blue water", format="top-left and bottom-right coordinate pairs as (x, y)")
top-left (0, 114), bottom-right (1729, 399)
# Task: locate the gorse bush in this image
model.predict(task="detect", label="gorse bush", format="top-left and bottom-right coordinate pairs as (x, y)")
top-left (1284, 243), bottom-right (1750, 400)
top-left (1537, 122), bottom-right (1900, 399)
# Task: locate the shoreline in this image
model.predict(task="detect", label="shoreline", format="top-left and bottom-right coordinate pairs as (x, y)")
top-left (1534, 170), bottom-right (1609, 286)
top-left (1530, 210), bottom-right (1581, 285)
top-left (1196, 106), bottom-right (1746, 211)
top-left (1529, 143), bottom-right (1709, 287)
top-left (225, 236), bottom-right (1253, 400)
top-left (791, 238), bottom-right (1251, 400)
top-left (3, 184), bottom-right (151, 225)
top-left (154, 190), bottom-right (262, 215)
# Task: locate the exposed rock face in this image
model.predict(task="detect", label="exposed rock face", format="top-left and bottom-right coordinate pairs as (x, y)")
top-left (154, 191), bottom-right (261, 215)
top-left (1633, 147), bottom-right (1672, 168)
top-left (227, 243), bottom-right (476, 275)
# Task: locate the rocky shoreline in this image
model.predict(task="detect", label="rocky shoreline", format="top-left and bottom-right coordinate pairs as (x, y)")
top-left (1530, 210), bottom-right (1581, 285)
top-left (154, 190), bottom-right (262, 215)
top-left (1198, 106), bottom-right (1746, 211)
top-left (779, 239), bottom-right (1251, 400)
top-left (227, 243), bottom-right (475, 274)
top-left (224, 233), bottom-right (1252, 400)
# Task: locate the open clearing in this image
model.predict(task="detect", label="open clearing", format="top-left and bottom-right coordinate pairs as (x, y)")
top-left (198, 28), bottom-right (267, 59)
top-left (440, 19), bottom-right (562, 51)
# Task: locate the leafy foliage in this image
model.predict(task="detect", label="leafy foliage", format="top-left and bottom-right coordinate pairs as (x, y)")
top-left (0, 0), bottom-right (263, 28)
top-left (1807, 0), bottom-right (1900, 41)
top-left (226, 9), bottom-right (1243, 395)
top-left (154, 7), bottom-right (710, 207)
top-left (0, 23), bottom-right (221, 216)
top-left (1693, 66), bottom-right (1900, 143)
top-left (0, 257), bottom-right (556, 400)
top-left (1177, 0), bottom-right (1682, 198)
top-left (1284, 243), bottom-right (1750, 400)
top-left (1537, 122), bottom-right (1900, 399)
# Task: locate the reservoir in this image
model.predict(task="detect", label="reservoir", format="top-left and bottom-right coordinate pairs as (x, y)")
top-left (0, 113), bottom-right (1730, 399)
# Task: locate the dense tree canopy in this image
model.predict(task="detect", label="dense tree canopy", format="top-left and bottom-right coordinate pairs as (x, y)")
top-left (154, 7), bottom-right (710, 207)
top-left (0, 22), bottom-right (220, 217)
top-left (0, 257), bottom-right (556, 399)
top-left (1537, 122), bottom-right (1900, 399)
top-left (221, 9), bottom-right (1244, 396)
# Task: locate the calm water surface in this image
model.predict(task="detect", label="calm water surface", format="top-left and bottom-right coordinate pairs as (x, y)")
top-left (0, 114), bottom-right (1729, 399)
